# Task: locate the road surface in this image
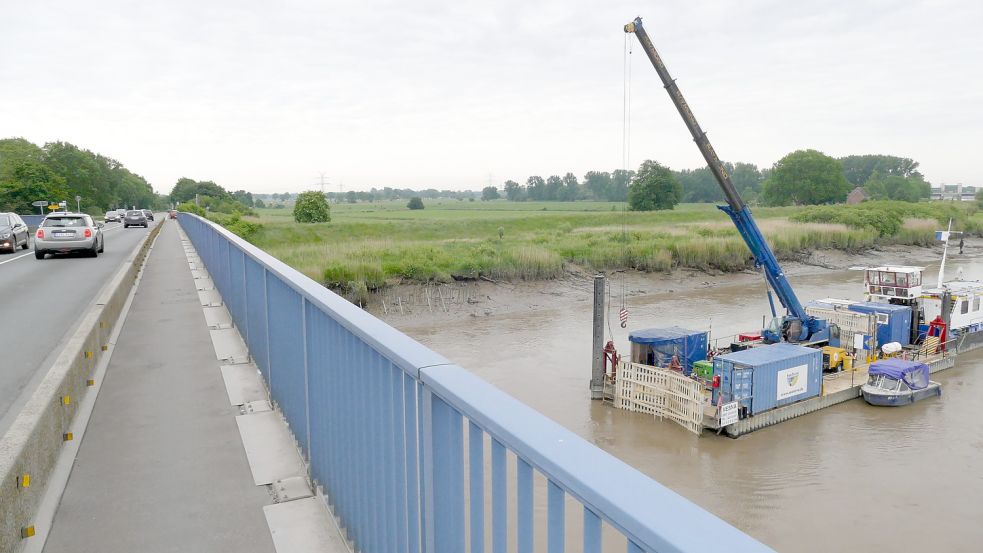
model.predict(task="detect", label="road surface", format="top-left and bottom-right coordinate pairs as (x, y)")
top-left (0, 216), bottom-right (163, 434)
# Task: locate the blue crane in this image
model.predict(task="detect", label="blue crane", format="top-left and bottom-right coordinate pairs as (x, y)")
top-left (624, 17), bottom-right (832, 344)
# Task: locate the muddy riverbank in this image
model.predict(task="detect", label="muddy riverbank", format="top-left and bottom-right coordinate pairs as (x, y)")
top-left (380, 241), bottom-right (983, 552)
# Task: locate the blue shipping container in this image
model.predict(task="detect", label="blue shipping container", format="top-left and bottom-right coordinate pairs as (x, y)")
top-left (712, 343), bottom-right (822, 416)
top-left (847, 301), bottom-right (912, 347)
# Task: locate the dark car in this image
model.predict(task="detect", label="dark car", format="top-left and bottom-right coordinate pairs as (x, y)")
top-left (124, 210), bottom-right (148, 228)
top-left (142, 209), bottom-right (155, 221)
top-left (0, 213), bottom-right (30, 252)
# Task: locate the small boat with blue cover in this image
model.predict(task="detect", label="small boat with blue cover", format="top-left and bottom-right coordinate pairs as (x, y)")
top-left (861, 358), bottom-right (941, 406)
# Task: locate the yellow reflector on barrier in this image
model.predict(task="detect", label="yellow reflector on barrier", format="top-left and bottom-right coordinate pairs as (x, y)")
top-left (22, 526), bottom-right (35, 538)
top-left (101, 345), bottom-right (108, 351)
top-left (61, 396), bottom-right (70, 405)
top-left (87, 379), bottom-right (95, 387)
top-left (18, 474), bottom-right (30, 488)
top-left (63, 432), bottom-right (73, 441)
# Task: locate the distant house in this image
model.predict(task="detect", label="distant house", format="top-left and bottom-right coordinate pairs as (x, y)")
top-left (931, 184), bottom-right (977, 201)
top-left (846, 187), bottom-right (868, 205)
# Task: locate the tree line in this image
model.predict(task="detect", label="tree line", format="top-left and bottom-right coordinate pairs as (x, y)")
top-left (490, 151), bottom-right (931, 211)
top-left (169, 177), bottom-right (256, 215)
top-left (0, 138), bottom-right (163, 214)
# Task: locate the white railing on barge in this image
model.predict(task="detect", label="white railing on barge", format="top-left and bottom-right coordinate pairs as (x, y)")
top-left (615, 361), bottom-right (706, 435)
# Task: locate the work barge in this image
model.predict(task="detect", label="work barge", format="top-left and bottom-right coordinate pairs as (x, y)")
top-left (593, 17), bottom-right (976, 438)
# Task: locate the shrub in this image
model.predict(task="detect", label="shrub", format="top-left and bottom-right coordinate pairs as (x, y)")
top-left (407, 197), bottom-right (424, 210)
top-left (177, 201), bottom-right (206, 216)
top-left (293, 191), bottom-right (331, 223)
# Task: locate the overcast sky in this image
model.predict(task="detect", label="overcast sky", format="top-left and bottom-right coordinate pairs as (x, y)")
top-left (2, 0), bottom-right (980, 194)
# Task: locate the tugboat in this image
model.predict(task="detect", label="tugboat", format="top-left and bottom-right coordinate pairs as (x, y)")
top-left (861, 358), bottom-right (941, 406)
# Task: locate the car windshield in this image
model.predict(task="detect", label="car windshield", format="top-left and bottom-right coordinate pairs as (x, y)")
top-left (105, 212), bottom-right (115, 217)
top-left (43, 217), bottom-right (86, 228)
top-left (0, 215), bottom-right (10, 226)
top-left (126, 210), bottom-right (142, 216)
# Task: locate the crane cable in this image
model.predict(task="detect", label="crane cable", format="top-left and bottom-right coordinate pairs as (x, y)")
top-left (618, 32), bottom-right (633, 329)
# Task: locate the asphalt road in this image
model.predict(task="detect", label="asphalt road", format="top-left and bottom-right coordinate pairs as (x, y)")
top-left (0, 216), bottom-right (164, 434)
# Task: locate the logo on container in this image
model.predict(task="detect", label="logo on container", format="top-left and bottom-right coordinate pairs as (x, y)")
top-left (777, 364), bottom-right (808, 400)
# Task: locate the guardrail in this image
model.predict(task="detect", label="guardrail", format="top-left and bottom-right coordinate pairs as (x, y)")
top-left (178, 213), bottom-right (770, 553)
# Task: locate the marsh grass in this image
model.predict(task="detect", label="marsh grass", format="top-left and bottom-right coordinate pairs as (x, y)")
top-left (247, 201), bottom-right (953, 294)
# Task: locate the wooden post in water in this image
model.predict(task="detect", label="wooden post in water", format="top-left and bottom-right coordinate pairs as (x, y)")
top-left (591, 274), bottom-right (606, 400)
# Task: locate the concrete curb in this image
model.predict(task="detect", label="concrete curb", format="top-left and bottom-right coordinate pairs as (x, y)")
top-left (0, 221), bottom-right (165, 552)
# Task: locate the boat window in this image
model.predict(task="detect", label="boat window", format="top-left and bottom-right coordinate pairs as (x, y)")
top-left (898, 381), bottom-right (911, 392)
top-left (975, 297), bottom-right (980, 312)
top-left (961, 300), bottom-right (969, 314)
top-left (879, 272), bottom-right (896, 285)
top-left (866, 270), bottom-right (878, 284)
top-left (896, 273), bottom-right (909, 287)
top-left (912, 273), bottom-right (921, 286)
top-left (881, 376), bottom-right (901, 391)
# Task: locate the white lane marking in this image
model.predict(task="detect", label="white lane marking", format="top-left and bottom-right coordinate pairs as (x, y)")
top-left (0, 222), bottom-right (138, 267)
top-left (0, 250), bottom-right (33, 266)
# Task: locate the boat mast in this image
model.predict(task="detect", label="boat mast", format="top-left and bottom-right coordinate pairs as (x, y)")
top-left (938, 218), bottom-right (953, 288)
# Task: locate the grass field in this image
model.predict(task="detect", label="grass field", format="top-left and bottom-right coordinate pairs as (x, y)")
top-left (238, 200), bottom-right (972, 303)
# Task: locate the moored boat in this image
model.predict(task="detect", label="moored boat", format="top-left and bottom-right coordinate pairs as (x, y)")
top-left (861, 358), bottom-right (941, 406)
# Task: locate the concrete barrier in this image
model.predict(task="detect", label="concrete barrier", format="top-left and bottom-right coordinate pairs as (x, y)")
top-left (0, 221), bottom-right (165, 552)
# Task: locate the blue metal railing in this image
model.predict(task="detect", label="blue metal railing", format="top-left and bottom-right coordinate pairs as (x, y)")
top-left (178, 213), bottom-right (771, 553)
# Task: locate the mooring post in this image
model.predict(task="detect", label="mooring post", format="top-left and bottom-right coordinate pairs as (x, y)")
top-left (590, 274), bottom-right (606, 399)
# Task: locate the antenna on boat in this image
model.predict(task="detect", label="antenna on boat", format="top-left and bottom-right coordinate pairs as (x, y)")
top-left (937, 218), bottom-right (953, 289)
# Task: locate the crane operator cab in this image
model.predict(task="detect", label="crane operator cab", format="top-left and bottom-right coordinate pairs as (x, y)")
top-left (763, 315), bottom-right (839, 347)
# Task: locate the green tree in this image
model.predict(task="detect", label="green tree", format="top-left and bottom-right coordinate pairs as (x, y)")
top-left (583, 171), bottom-right (611, 201)
top-left (675, 167), bottom-right (722, 203)
top-left (561, 172), bottom-right (579, 201)
top-left (864, 171), bottom-right (931, 202)
top-left (0, 158), bottom-right (70, 213)
top-left (762, 149), bottom-right (851, 206)
top-left (731, 162), bottom-right (763, 196)
top-left (232, 190), bottom-right (254, 207)
top-left (504, 179), bottom-right (523, 201)
top-left (628, 160), bottom-right (681, 211)
top-left (481, 186), bottom-right (500, 200)
top-left (610, 169), bottom-right (633, 202)
top-left (407, 197), bottom-right (424, 210)
top-left (293, 191), bottom-right (331, 222)
top-left (526, 176), bottom-right (546, 201)
top-left (840, 154), bottom-right (921, 186)
top-left (544, 175), bottom-right (563, 201)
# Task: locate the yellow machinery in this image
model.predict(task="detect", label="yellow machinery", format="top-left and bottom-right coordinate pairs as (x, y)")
top-left (821, 346), bottom-right (852, 372)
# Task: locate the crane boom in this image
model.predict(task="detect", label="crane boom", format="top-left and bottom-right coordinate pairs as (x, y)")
top-left (625, 16), bottom-right (825, 342)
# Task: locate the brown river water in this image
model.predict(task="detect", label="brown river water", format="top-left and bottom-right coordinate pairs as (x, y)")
top-left (387, 250), bottom-right (983, 552)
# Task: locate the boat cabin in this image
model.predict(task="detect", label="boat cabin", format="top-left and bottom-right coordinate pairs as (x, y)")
top-left (862, 358), bottom-right (941, 406)
top-left (862, 266), bottom-right (924, 302)
top-left (866, 358), bottom-right (930, 393)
